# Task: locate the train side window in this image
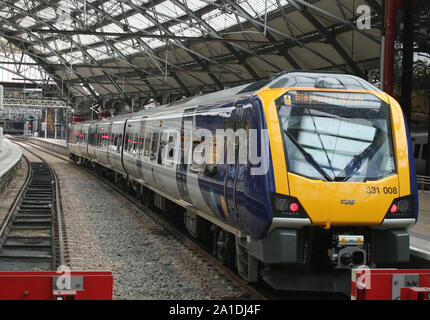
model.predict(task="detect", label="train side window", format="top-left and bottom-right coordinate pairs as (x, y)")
top-left (131, 132), bottom-right (136, 154)
top-left (203, 132), bottom-right (219, 179)
top-left (138, 119), bottom-right (147, 158)
top-left (138, 134), bottom-right (143, 156)
top-left (117, 134), bottom-right (123, 153)
top-left (106, 132), bottom-right (110, 149)
top-left (127, 132), bottom-right (132, 153)
top-left (150, 131), bottom-right (160, 162)
top-left (422, 144), bottom-right (428, 160)
top-left (102, 133), bottom-right (106, 148)
top-left (415, 144), bottom-right (421, 159)
top-left (144, 130), bottom-right (151, 158)
top-left (191, 136), bottom-right (208, 174)
top-left (158, 132), bottom-right (174, 167)
top-left (132, 132), bottom-right (138, 156)
top-left (129, 132), bottom-right (134, 154)
top-left (111, 134), bottom-right (116, 151)
top-left (124, 133), bottom-right (130, 153)
top-left (128, 132), bottom-right (132, 154)
top-left (113, 134), bottom-right (117, 151)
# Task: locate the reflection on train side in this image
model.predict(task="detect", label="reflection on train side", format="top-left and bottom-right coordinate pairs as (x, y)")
top-left (412, 131), bottom-right (428, 175)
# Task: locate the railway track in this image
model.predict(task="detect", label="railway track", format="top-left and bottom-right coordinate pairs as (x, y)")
top-left (0, 143), bottom-right (66, 271)
top-left (13, 138), bottom-right (266, 300)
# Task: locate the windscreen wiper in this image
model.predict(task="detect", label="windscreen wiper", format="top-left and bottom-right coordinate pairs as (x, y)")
top-left (284, 129), bottom-right (333, 182)
top-left (306, 108), bottom-right (336, 178)
top-left (336, 130), bottom-right (384, 182)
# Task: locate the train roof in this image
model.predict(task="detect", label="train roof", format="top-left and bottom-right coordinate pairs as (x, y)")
top-left (267, 71), bottom-right (382, 91)
top-left (72, 71), bottom-right (381, 126)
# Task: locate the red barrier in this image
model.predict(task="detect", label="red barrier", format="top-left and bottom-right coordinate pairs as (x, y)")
top-left (352, 269), bottom-right (430, 300)
top-left (401, 287), bottom-right (430, 300)
top-left (0, 271), bottom-right (113, 300)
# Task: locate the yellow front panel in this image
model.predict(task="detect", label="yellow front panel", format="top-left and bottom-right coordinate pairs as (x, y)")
top-left (257, 87), bottom-right (408, 228)
top-left (257, 89), bottom-right (290, 195)
top-left (288, 173), bottom-right (399, 227)
top-left (388, 96), bottom-right (411, 196)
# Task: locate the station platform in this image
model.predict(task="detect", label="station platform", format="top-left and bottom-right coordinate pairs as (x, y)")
top-left (0, 138), bottom-right (22, 193)
top-left (0, 138), bottom-right (22, 178)
top-left (32, 137), bottom-right (67, 147)
top-left (30, 137), bottom-right (68, 156)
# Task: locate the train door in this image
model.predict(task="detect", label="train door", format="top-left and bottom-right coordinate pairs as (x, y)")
top-left (224, 104), bottom-right (244, 219)
top-left (177, 107), bottom-right (195, 204)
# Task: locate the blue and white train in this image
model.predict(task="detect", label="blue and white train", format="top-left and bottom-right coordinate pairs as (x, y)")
top-left (68, 72), bottom-right (418, 294)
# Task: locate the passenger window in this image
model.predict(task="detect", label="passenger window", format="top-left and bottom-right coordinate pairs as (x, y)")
top-left (132, 132), bottom-right (138, 156)
top-left (139, 124), bottom-right (146, 157)
top-left (203, 133), bottom-right (219, 179)
top-left (110, 133), bottom-right (115, 152)
top-left (191, 137), bottom-right (208, 174)
top-left (150, 132), bottom-right (160, 162)
top-left (158, 132), bottom-right (176, 167)
top-left (144, 131), bottom-right (151, 158)
top-left (117, 134), bottom-right (122, 153)
top-left (124, 133), bottom-right (130, 153)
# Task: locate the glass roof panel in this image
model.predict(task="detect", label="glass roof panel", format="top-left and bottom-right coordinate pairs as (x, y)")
top-left (0, 40), bottom-right (54, 84)
top-left (19, 17), bottom-right (37, 28)
top-left (124, 13), bottom-right (154, 30)
top-left (36, 7), bottom-right (57, 21)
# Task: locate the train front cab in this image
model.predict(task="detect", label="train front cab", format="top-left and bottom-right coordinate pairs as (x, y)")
top-left (245, 73), bottom-right (418, 293)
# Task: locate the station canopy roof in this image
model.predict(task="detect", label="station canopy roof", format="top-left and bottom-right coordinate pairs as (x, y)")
top-left (0, 0), bottom-right (383, 101)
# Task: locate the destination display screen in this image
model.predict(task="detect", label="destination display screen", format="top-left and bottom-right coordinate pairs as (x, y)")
top-left (283, 91), bottom-right (380, 108)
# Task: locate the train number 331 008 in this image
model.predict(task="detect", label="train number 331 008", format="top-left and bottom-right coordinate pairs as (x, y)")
top-left (366, 186), bottom-right (398, 195)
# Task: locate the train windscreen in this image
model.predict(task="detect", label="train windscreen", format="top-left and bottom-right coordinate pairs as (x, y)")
top-left (276, 91), bottom-right (396, 182)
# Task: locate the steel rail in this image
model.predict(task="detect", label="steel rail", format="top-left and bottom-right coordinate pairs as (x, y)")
top-left (7, 140), bottom-right (67, 270)
top-left (19, 139), bottom-right (267, 300)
